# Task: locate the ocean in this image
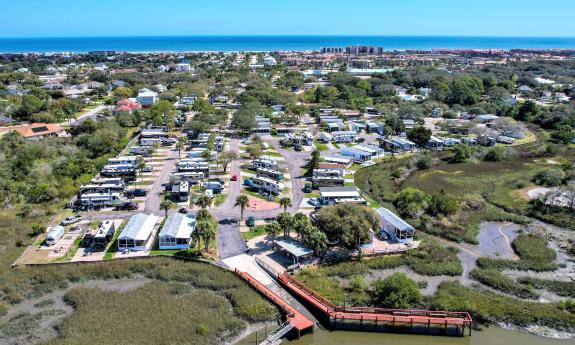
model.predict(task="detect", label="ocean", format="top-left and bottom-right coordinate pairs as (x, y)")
top-left (0, 36), bottom-right (574, 53)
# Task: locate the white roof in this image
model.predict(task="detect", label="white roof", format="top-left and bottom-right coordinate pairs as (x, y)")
top-left (159, 213), bottom-right (195, 239)
top-left (118, 214), bottom-right (158, 241)
top-left (320, 187), bottom-right (360, 198)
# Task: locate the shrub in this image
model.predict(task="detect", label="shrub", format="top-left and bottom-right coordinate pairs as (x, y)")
top-left (470, 269), bottom-right (538, 299)
top-left (512, 234), bottom-right (556, 262)
top-left (533, 169), bottom-right (566, 187)
top-left (371, 273), bottom-right (421, 309)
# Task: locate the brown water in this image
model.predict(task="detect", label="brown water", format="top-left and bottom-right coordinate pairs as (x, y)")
top-left (237, 326), bottom-right (572, 345)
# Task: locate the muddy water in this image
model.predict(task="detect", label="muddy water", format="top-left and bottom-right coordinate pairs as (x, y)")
top-left (237, 327), bottom-right (572, 345)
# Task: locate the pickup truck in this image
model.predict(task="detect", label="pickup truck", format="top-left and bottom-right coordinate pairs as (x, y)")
top-left (61, 215), bottom-right (82, 226)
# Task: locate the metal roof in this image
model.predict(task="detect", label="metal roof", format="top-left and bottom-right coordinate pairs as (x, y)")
top-left (159, 213), bottom-right (195, 239)
top-left (275, 239), bottom-right (313, 257)
top-left (118, 214), bottom-right (158, 241)
top-left (319, 187), bottom-right (360, 198)
top-left (376, 208), bottom-right (414, 232)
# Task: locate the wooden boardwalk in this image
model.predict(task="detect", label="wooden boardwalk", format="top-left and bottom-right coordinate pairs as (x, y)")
top-left (277, 272), bottom-right (473, 335)
top-left (235, 270), bottom-right (315, 334)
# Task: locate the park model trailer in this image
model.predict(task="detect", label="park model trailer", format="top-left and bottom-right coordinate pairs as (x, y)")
top-left (93, 220), bottom-right (116, 249)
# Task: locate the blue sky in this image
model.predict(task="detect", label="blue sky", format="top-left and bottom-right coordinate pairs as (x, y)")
top-left (2, 0), bottom-right (575, 38)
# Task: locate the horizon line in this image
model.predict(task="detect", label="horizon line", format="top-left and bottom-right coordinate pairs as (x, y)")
top-left (1, 34), bottom-right (575, 39)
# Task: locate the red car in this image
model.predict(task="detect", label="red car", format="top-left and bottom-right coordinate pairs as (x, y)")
top-left (231, 175), bottom-right (238, 181)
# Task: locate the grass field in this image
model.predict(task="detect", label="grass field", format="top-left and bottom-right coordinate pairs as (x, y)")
top-left (0, 205), bottom-right (277, 343)
top-left (241, 225), bottom-right (266, 240)
top-left (354, 137), bottom-right (575, 242)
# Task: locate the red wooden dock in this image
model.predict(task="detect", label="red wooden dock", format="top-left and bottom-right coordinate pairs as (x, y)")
top-left (277, 272), bottom-right (473, 335)
top-left (235, 270), bottom-right (315, 333)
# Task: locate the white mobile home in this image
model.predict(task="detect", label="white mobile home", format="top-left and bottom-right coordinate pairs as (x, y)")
top-left (332, 131), bottom-right (357, 143)
top-left (340, 146), bottom-right (372, 163)
top-left (159, 213), bottom-right (196, 250)
top-left (376, 207), bottom-right (416, 244)
top-left (319, 187), bottom-right (365, 205)
top-left (320, 132), bottom-right (333, 143)
top-left (117, 214), bottom-right (158, 252)
top-left (169, 172), bottom-right (204, 184)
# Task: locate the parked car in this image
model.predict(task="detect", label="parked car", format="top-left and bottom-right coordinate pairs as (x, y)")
top-left (126, 189), bottom-right (148, 198)
top-left (243, 178), bottom-right (253, 187)
top-left (161, 138), bottom-right (175, 146)
top-left (230, 175), bottom-right (238, 181)
top-left (303, 182), bottom-right (312, 193)
top-left (356, 137), bottom-right (366, 143)
top-left (178, 207), bottom-right (188, 214)
top-left (377, 230), bottom-right (389, 241)
top-left (142, 166), bottom-right (153, 172)
top-left (307, 198), bottom-right (320, 207)
top-left (293, 144), bottom-right (303, 151)
top-left (61, 215), bottom-right (82, 226)
top-left (114, 201), bottom-right (138, 211)
top-left (245, 216), bottom-right (256, 227)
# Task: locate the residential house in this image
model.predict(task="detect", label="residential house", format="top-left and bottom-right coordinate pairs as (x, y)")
top-left (349, 121), bottom-right (366, 132)
top-left (431, 108), bottom-right (443, 118)
top-left (175, 63), bottom-right (192, 72)
top-left (117, 214), bottom-right (159, 252)
top-left (340, 146), bottom-right (373, 163)
top-left (3, 123), bottom-right (67, 140)
top-left (115, 99), bottom-right (142, 114)
top-left (366, 121), bottom-right (385, 135)
top-left (402, 119), bottom-right (415, 129)
top-left (379, 136), bottom-right (417, 153)
top-left (137, 88), bottom-right (159, 106)
top-left (427, 136), bottom-right (444, 150)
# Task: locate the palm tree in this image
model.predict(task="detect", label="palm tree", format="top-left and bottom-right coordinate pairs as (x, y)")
top-left (196, 208), bottom-right (213, 223)
top-left (176, 136), bottom-right (187, 159)
top-left (196, 220), bottom-right (215, 252)
top-left (276, 212), bottom-right (293, 239)
top-left (307, 227), bottom-right (328, 257)
top-left (196, 195), bottom-right (213, 209)
top-left (292, 213), bottom-right (308, 242)
top-left (265, 221), bottom-right (281, 244)
top-left (234, 195), bottom-right (250, 220)
top-left (160, 199), bottom-right (174, 218)
top-left (279, 197), bottom-right (292, 213)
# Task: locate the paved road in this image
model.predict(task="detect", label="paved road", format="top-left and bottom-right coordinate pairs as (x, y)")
top-left (63, 104), bottom-right (108, 126)
top-left (144, 148), bottom-right (178, 215)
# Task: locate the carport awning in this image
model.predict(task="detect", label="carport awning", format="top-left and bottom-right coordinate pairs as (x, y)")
top-left (275, 239), bottom-right (313, 258)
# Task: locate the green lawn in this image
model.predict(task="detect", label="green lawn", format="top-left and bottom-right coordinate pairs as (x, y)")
top-left (241, 225), bottom-right (266, 240)
top-left (103, 221), bottom-right (126, 260)
top-left (315, 143), bottom-right (328, 151)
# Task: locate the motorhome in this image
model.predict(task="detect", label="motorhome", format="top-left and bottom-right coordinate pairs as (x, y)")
top-left (93, 220), bottom-right (116, 249)
top-left (78, 183), bottom-right (125, 196)
top-left (252, 158), bottom-right (279, 171)
top-left (130, 146), bottom-right (153, 156)
top-left (252, 176), bottom-right (285, 195)
top-left (256, 167), bottom-right (284, 181)
top-left (311, 168), bottom-right (345, 187)
top-left (79, 193), bottom-right (122, 209)
top-left (177, 160), bottom-right (210, 175)
top-left (100, 164), bottom-right (136, 178)
top-left (171, 181), bottom-right (190, 202)
top-left (140, 137), bottom-right (163, 147)
top-left (169, 172), bottom-right (204, 184)
top-left (107, 156), bottom-right (138, 166)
